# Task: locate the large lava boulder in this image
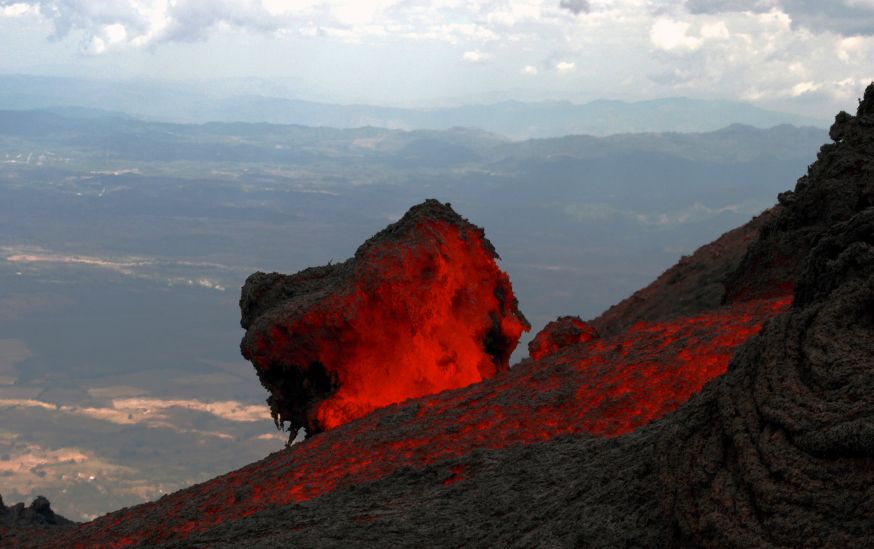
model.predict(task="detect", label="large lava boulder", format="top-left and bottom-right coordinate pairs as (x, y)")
top-left (240, 199), bottom-right (529, 435)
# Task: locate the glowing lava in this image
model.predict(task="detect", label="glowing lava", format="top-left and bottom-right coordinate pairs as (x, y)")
top-left (26, 295), bottom-right (791, 548)
top-left (240, 200), bottom-right (530, 434)
top-left (528, 315), bottom-right (599, 360)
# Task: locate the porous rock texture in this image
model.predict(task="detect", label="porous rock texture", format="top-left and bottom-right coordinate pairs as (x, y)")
top-left (527, 315), bottom-right (598, 360)
top-left (8, 295), bottom-right (786, 548)
top-left (240, 199), bottom-right (529, 435)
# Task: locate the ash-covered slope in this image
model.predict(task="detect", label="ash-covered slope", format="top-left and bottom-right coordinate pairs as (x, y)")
top-left (8, 296), bottom-right (786, 548)
top-left (590, 207), bottom-right (778, 337)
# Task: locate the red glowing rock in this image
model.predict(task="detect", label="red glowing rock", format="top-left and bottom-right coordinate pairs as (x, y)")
top-left (239, 199), bottom-right (529, 435)
top-left (528, 315), bottom-right (598, 360)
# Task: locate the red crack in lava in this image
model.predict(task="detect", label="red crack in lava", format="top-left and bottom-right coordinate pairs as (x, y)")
top-left (35, 295), bottom-right (791, 548)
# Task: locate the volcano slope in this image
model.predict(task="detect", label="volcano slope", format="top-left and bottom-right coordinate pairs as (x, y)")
top-left (6, 86), bottom-right (874, 548)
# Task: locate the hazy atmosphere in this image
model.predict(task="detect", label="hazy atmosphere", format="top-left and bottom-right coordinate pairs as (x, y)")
top-left (1, 0), bottom-right (872, 524)
top-left (2, 0), bottom-right (873, 116)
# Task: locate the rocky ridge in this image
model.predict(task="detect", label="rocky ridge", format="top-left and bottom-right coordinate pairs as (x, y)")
top-left (0, 494), bottom-right (72, 531)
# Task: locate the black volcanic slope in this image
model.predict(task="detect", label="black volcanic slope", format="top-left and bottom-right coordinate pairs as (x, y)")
top-left (154, 205), bottom-right (874, 548)
top-left (3, 85), bottom-right (873, 548)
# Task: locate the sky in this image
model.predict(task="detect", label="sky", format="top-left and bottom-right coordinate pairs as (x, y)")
top-left (0, 0), bottom-right (873, 117)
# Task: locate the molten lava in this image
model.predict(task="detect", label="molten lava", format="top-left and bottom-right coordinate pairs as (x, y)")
top-left (29, 295), bottom-right (791, 548)
top-left (240, 200), bottom-right (529, 434)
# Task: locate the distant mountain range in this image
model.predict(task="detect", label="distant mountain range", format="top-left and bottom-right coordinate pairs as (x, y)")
top-left (0, 74), bottom-right (828, 139)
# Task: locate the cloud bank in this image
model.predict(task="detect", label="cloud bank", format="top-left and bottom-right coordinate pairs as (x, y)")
top-left (0, 0), bottom-right (872, 117)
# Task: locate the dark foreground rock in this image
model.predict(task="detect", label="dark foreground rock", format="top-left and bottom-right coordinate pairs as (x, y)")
top-left (240, 199), bottom-right (529, 435)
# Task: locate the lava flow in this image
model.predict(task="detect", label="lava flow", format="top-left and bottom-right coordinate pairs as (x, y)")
top-left (26, 295), bottom-right (790, 548)
top-left (240, 200), bottom-right (529, 434)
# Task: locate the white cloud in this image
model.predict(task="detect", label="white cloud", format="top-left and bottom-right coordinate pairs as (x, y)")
top-left (791, 80), bottom-right (822, 96)
top-left (650, 18), bottom-right (703, 51)
top-left (486, 2), bottom-right (542, 26)
top-left (462, 49), bottom-right (490, 63)
top-left (104, 23), bottom-right (127, 44)
top-left (556, 60), bottom-right (576, 73)
top-left (261, 0), bottom-right (318, 16)
top-left (0, 0), bottom-right (871, 117)
top-left (685, 0), bottom-right (874, 36)
top-left (701, 21), bottom-right (730, 38)
top-left (1, 2), bottom-right (37, 17)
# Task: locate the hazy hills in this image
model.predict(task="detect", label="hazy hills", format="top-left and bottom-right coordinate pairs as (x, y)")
top-left (0, 74), bottom-right (827, 139)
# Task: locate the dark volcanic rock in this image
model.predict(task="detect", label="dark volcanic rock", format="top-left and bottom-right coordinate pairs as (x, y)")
top-left (0, 494), bottom-right (73, 528)
top-left (73, 201), bottom-right (867, 548)
top-left (240, 199), bottom-right (529, 435)
top-left (724, 83), bottom-right (874, 303)
top-left (527, 315), bottom-right (598, 360)
top-left (658, 207), bottom-right (874, 547)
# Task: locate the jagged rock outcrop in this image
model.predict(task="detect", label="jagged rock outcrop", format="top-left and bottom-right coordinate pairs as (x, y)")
top-left (9, 295), bottom-right (785, 548)
top-left (527, 315), bottom-right (598, 360)
top-left (724, 88), bottom-right (874, 303)
top-left (240, 199), bottom-right (529, 435)
top-left (0, 494), bottom-right (73, 528)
